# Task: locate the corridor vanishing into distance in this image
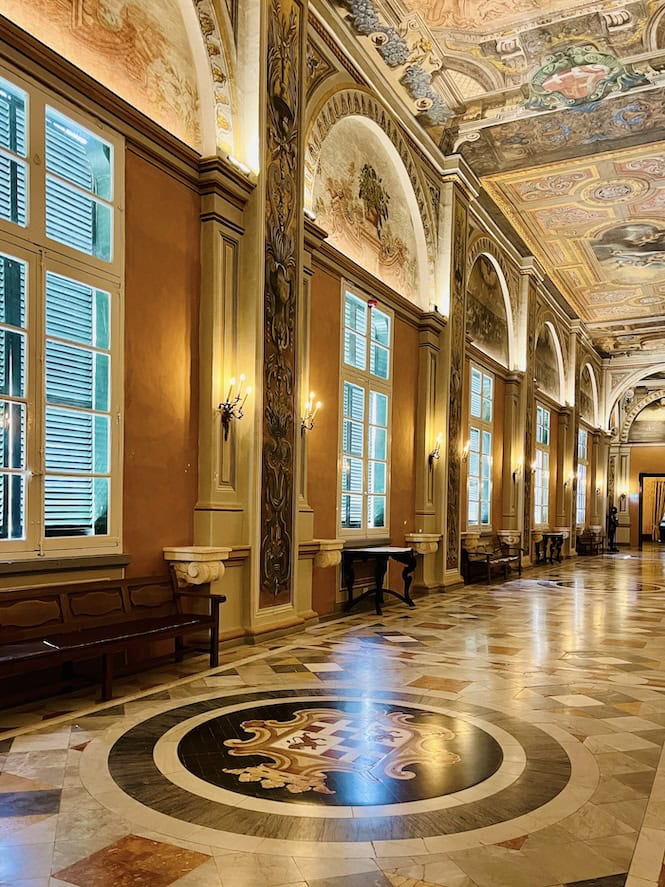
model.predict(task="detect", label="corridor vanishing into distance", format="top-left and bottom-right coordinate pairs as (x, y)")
top-left (2, 550), bottom-right (665, 887)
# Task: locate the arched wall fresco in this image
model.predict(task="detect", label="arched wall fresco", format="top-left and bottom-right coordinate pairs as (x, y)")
top-left (305, 88), bottom-right (435, 272)
top-left (466, 254), bottom-right (509, 367)
top-left (621, 388), bottom-right (665, 442)
top-left (535, 321), bottom-right (565, 404)
top-left (466, 235), bottom-right (515, 368)
top-left (311, 114), bottom-right (429, 305)
top-left (607, 363), bottom-right (665, 429)
top-left (0, 0), bottom-right (236, 152)
top-left (579, 362), bottom-right (599, 427)
top-left (628, 399), bottom-right (665, 443)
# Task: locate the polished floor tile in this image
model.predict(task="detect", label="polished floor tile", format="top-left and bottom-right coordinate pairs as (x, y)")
top-left (3, 548), bottom-right (665, 884)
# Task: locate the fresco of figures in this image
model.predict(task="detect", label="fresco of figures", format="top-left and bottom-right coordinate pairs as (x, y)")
top-left (535, 327), bottom-right (560, 401)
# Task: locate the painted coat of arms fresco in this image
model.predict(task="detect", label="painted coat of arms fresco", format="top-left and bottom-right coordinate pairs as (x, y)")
top-left (526, 44), bottom-right (647, 111)
top-left (222, 706), bottom-right (460, 798)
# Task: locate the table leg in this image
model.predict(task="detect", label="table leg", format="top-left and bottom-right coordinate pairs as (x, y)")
top-left (343, 557), bottom-right (356, 611)
top-left (402, 551), bottom-right (417, 606)
top-left (374, 557), bottom-right (387, 615)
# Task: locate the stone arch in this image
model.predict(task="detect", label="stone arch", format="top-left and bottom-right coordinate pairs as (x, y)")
top-left (466, 236), bottom-right (515, 368)
top-left (305, 88), bottom-right (435, 270)
top-left (192, 0), bottom-right (237, 154)
top-left (579, 361), bottom-right (599, 427)
top-left (534, 315), bottom-right (566, 404)
top-left (606, 363), bottom-right (665, 428)
top-left (620, 388), bottom-right (665, 442)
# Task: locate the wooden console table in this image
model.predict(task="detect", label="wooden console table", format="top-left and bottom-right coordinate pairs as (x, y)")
top-left (342, 546), bottom-right (417, 616)
top-left (535, 532), bottom-right (564, 565)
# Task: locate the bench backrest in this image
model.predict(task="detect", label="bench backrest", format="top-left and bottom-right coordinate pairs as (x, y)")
top-left (0, 575), bottom-right (177, 643)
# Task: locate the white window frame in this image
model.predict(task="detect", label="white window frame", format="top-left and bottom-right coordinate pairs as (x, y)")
top-left (0, 62), bottom-right (123, 558)
top-left (338, 285), bottom-right (392, 539)
top-left (467, 364), bottom-right (493, 530)
top-left (534, 403), bottom-right (550, 527)
top-left (576, 427), bottom-right (588, 527)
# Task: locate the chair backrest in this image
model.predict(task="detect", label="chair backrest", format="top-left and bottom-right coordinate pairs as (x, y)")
top-left (0, 576), bottom-right (176, 643)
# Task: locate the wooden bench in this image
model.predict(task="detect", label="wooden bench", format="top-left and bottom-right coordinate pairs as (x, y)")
top-left (577, 529), bottom-right (604, 555)
top-left (0, 575), bottom-right (225, 702)
top-left (462, 538), bottom-right (522, 585)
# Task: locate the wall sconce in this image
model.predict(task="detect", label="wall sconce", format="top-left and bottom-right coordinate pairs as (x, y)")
top-left (219, 375), bottom-right (251, 441)
top-left (429, 433), bottom-right (442, 468)
top-left (563, 473), bottom-right (575, 490)
top-left (531, 462), bottom-right (537, 474)
top-left (595, 487), bottom-right (601, 496)
top-left (301, 392), bottom-right (321, 433)
top-left (461, 439), bottom-right (470, 463)
top-left (619, 490), bottom-right (627, 509)
top-left (512, 461), bottom-right (522, 483)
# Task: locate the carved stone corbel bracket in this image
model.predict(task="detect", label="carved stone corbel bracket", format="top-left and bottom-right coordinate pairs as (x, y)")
top-left (163, 545), bottom-right (231, 587)
top-left (312, 539), bottom-right (344, 569)
top-left (404, 533), bottom-right (441, 555)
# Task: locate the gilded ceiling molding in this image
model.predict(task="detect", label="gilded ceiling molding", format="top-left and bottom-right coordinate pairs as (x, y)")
top-left (193, 0), bottom-right (236, 152)
top-left (620, 388), bottom-right (665, 442)
top-left (304, 87), bottom-right (435, 267)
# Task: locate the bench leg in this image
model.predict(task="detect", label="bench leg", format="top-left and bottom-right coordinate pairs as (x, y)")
top-left (175, 635), bottom-right (185, 663)
top-left (210, 622), bottom-right (220, 669)
top-left (101, 654), bottom-right (113, 702)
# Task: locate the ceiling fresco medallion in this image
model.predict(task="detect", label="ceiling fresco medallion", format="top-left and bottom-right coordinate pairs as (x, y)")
top-left (177, 699), bottom-right (502, 805)
top-left (526, 43), bottom-right (647, 110)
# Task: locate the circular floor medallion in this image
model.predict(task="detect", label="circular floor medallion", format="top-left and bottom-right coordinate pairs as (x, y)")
top-left (177, 699), bottom-right (503, 806)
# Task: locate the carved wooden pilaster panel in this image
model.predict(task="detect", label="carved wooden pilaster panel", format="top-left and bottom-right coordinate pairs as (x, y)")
top-left (260, 0), bottom-right (304, 608)
top-left (446, 195), bottom-right (468, 571)
top-left (523, 279), bottom-right (537, 545)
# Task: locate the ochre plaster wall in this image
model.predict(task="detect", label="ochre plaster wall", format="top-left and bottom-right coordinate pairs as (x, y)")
top-left (123, 148), bottom-right (200, 575)
top-left (629, 447), bottom-right (665, 547)
top-left (308, 264), bottom-right (342, 615)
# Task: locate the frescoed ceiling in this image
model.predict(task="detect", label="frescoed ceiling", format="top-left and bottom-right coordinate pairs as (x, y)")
top-left (484, 142), bottom-right (665, 326)
top-left (319, 0), bottom-right (665, 354)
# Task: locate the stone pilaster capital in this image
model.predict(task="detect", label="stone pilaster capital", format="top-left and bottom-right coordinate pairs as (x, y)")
top-left (405, 532), bottom-right (441, 555)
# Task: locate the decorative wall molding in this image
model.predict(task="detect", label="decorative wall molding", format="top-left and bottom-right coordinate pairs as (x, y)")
top-left (620, 388), bottom-right (665, 442)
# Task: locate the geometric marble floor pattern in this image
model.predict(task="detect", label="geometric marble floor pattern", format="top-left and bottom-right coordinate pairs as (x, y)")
top-left (3, 551), bottom-right (665, 885)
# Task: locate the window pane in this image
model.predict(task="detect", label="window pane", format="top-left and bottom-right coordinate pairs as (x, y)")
top-left (344, 330), bottom-right (366, 370)
top-left (468, 500), bottom-right (479, 523)
top-left (45, 407), bottom-right (110, 474)
top-left (371, 309), bottom-right (390, 346)
top-left (94, 353), bottom-right (110, 412)
top-left (482, 396), bottom-right (492, 423)
top-left (342, 456), bottom-right (363, 493)
top-left (480, 500), bottom-right (490, 525)
top-left (369, 460), bottom-right (386, 494)
top-left (0, 472), bottom-right (24, 539)
top-left (481, 454), bottom-right (491, 479)
top-left (0, 78), bottom-right (27, 156)
top-left (368, 495), bottom-right (385, 528)
top-left (343, 419), bottom-right (363, 457)
top-left (46, 272), bottom-right (110, 348)
top-left (343, 382), bottom-right (364, 421)
top-left (469, 451), bottom-right (479, 475)
top-left (369, 426), bottom-right (386, 460)
top-left (45, 106), bottom-right (112, 200)
top-left (370, 342), bottom-right (389, 379)
top-left (46, 176), bottom-right (112, 261)
top-left (341, 493), bottom-right (362, 529)
top-left (0, 154), bottom-right (27, 227)
top-left (344, 293), bottom-right (366, 335)
top-left (482, 431), bottom-right (491, 454)
top-left (470, 427), bottom-right (480, 450)
top-left (468, 477), bottom-right (479, 499)
top-left (0, 253), bottom-right (26, 328)
top-left (0, 401), bottom-right (25, 469)
top-left (369, 391), bottom-right (388, 427)
top-left (46, 340), bottom-right (93, 409)
top-left (0, 329), bottom-right (26, 397)
top-left (482, 373), bottom-right (492, 401)
top-left (44, 475), bottom-right (109, 537)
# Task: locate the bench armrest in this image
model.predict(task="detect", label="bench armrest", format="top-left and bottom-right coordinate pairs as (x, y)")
top-left (175, 590), bottom-right (226, 603)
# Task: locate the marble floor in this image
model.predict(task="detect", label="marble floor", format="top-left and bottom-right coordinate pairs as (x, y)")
top-left (2, 549), bottom-right (665, 887)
